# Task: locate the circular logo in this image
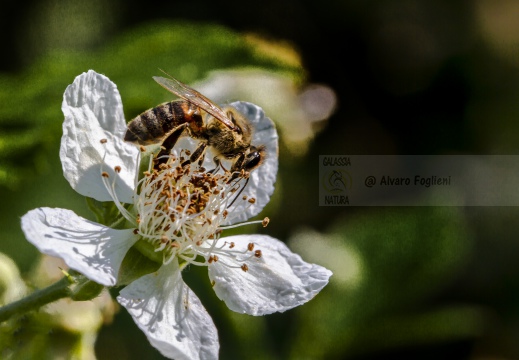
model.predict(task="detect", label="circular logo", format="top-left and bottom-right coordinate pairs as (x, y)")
top-left (322, 169), bottom-right (352, 194)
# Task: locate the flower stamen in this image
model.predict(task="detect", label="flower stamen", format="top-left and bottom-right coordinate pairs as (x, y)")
top-left (132, 147), bottom-right (266, 269)
top-left (99, 140), bottom-right (135, 223)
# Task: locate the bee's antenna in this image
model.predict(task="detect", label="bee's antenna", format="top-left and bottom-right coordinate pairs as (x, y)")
top-left (157, 68), bottom-right (174, 79)
top-left (228, 176), bottom-right (249, 208)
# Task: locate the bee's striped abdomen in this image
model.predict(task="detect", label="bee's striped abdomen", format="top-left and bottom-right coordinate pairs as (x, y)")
top-left (124, 100), bottom-right (202, 145)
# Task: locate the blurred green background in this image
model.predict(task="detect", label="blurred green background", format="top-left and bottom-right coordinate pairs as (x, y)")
top-left (2, 0), bottom-right (519, 359)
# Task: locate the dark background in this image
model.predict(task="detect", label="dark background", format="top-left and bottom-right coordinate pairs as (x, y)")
top-left (2, 1), bottom-right (519, 359)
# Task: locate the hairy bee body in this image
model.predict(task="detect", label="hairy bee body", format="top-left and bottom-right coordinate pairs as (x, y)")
top-left (124, 100), bottom-right (204, 145)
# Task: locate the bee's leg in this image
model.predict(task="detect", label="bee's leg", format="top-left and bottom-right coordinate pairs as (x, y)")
top-left (230, 153), bottom-right (246, 174)
top-left (228, 177), bottom-right (250, 208)
top-left (196, 145), bottom-right (208, 167)
top-left (154, 123), bottom-right (188, 168)
top-left (181, 142), bottom-right (207, 168)
top-left (208, 157), bottom-right (221, 174)
top-left (207, 156), bottom-right (230, 174)
top-left (226, 153), bottom-right (247, 183)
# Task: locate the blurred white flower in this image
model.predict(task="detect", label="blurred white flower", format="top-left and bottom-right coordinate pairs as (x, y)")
top-left (0, 252), bottom-right (27, 305)
top-left (192, 69), bottom-right (337, 157)
top-left (21, 70), bottom-right (332, 360)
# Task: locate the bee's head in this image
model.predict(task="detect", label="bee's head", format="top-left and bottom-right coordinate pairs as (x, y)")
top-left (228, 144), bottom-right (266, 175)
top-left (243, 145), bottom-right (266, 172)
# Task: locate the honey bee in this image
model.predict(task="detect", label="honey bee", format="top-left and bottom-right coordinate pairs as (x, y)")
top-left (124, 75), bottom-right (265, 173)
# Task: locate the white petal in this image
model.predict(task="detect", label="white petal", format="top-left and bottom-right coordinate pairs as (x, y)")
top-left (60, 70), bottom-right (140, 203)
top-left (117, 261), bottom-right (219, 360)
top-left (208, 235), bottom-right (332, 315)
top-left (21, 207), bottom-right (139, 286)
top-left (223, 102), bottom-right (278, 224)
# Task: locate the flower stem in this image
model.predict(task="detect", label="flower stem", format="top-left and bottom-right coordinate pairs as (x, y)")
top-left (0, 276), bottom-right (72, 322)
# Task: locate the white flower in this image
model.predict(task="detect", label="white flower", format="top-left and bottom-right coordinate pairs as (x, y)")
top-left (21, 70), bottom-right (333, 360)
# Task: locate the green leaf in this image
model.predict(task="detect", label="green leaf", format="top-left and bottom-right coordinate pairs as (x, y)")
top-left (117, 246), bottom-right (161, 286)
top-left (67, 272), bottom-right (104, 301)
top-left (85, 197), bottom-right (123, 227)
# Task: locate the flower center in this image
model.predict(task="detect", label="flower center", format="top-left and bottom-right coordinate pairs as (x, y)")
top-left (133, 149), bottom-right (266, 267)
top-left (99, 139), bottom-right (267, 270)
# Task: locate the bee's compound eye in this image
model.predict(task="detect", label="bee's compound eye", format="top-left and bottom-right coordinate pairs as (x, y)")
top-left (244, 151), bottom-right (262, 171)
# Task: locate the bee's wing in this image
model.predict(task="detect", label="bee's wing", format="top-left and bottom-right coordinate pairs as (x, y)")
top-left (153, 76), bottom-right (236, 130)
